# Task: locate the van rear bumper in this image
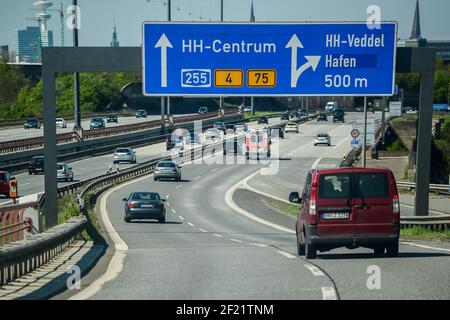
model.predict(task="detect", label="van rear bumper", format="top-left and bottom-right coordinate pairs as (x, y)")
top-left (307, 225), bottom-right (399, 250)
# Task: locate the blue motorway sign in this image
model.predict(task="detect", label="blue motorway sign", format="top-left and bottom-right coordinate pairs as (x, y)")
top-left (142, 22), bottom-right (397, 97)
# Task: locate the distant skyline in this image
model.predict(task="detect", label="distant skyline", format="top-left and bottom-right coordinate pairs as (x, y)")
top-left (1, 0), bottom-right (449, 50)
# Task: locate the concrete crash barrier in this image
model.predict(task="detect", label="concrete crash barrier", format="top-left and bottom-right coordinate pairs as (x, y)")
top-left (0, 202), bottom-right (40, 246)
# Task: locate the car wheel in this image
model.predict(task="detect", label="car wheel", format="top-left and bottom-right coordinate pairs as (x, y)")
top-left (328, 143), bottom-right (331, 146)
top-left (154, 177), bottom-right (158, 181)
top-left (386, 243), bottom-right (399, 257)
top-left (159, 216), bottom-right (166, 223)
top-left (124, 217), bottom-right (131, 223)
top-left (70, 176), bottom-right (74, 182)
top-left (374, 247), bottom-right (385, 255)
top-left (177, 175), bottom-right (181, 181)
top-left (314, 144), bottom-right (317, 146)
top-left (297, 231), bottom-right (306, 256)
top-left (29, 171), bottom-right (33, 175)
top-left (305, 240), bottom-right (317, 259)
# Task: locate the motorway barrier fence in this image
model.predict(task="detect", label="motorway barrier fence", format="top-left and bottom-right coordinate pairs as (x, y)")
top-left (396, 181), bottom-right (450, 196)
top-left (0, 202), bottom-right (36, 246)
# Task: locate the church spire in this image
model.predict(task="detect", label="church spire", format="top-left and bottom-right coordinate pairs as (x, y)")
top-left (111, 22), bottom-right (119, 47)
top-left (250, 1), bottom-right (255, 22)
top-left (410, 0), bottom-right (421, 39)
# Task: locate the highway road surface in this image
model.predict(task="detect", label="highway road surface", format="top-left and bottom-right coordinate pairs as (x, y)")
top-left (0, 113), bottom-right (196, 143)
top-left (53, 113), bottom-right (450, 300)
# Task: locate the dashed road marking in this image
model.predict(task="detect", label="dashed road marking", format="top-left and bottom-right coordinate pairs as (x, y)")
top-left (199, 229), bottom-right (208, 233)
top-left (211, 168), bottom-right (218, 172)
top-left (321, 287), bottom-right (337, 300)
top-left (175, 185), bottom-right (183, 189)
top-left (171, 209), bottom-right (176, 214)
top-left (276, 251), bottom-right (296, 259)
top-left (178, 216), bottom-right (184, 221)
top-left (213, 234), bottom-right (223, 238)
top-left (304, 264), bottom-right (325, 276)
top-left (193, 176), bottom-right (201, 180)
top-left (188, 222), bottom-right (195, 227)
top-left (230, 239), bottom-right (243, 243)
top-left (166, 194), bottom-right (170, 199)
top-left (249, 243), bottom-right (268, 247)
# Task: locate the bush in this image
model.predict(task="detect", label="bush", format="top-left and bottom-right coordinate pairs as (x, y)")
top-left (387, 139), bottom-right (408, 152)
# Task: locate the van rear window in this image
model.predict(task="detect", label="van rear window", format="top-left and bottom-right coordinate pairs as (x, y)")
top-left (354, 173), bottom-right (389, 198)
top-left (319, 174), bottom-right (352, 199)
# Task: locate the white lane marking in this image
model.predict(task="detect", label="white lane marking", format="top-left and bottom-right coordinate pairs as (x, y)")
top-left (20, 183), bottom-right (31, 186)
top-left (211, 168), bottom-right (218, 172)
top-left (79, 168), bottom-right (89, 171)
top-left (321, 287), bottom-right (337, 300)
top-left (312, 157), bottom-right (322, 169)
top-left (225, 170), bottom-right (295, 234)
top-left (188, 222), bottom-right (195, 227)
top-left (166, 194), bottom-right (170, 199)
top-left (166, 202), bottom-right (170, 207)
top-left (400, 204), bottom-right (446, 216)
top-left (213, 234), bottom-right (223, 238)
top-left (178, 215), bottom-right (184, 221)
top-left (175, 185), bottom-right (183, 189)
top-left (171, 209), bottom-right (176, 214)
top-left (249, 243), bottom-right (268, 247)
top-left (401, 241), bottom-right (450, 253)
top-left (230, 238), bottom-right (243, 243)
top-left (277, 251), bottom-right (296, 259)
top-left (241, 171), bottom-right (292, 205)
top-left (199, 229), bottom-right (208, 233)
top-left (193, 176), bottom-right (201, 180)
top-left (304, 264), bottom-right (325, 276)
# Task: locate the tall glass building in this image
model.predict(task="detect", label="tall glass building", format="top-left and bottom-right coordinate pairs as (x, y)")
top-left (14, 26), bottom-right (53, 63)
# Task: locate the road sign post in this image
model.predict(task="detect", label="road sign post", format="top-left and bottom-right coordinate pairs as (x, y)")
top-left (142, 22), bottom-right (397, 97)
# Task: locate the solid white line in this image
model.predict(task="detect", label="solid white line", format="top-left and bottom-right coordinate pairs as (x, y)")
top-left (178, 215), bottom-right (184, 221)
top-left (312, 157), bottom-right (322, 169)
top-left (249, 243), bottom-right (268, 247)
top-left (276, 251), bottom-right (296, 259)
top-left (304, 264), bottom-right (325, 276)
top-left (224, 171), bottom-right (295, 234)
top-left (400, 241), bottom-right (450, 253)
top-left (171, 209), bottom-right (176, 214)
top-left (199, 229), bottom-right (208, 233)
top-left (230, 238), bottom-right (243, 243)
top-left (321, 287), bottom-right (337, 300)
top-left (213, 234), bottom-right (223, 238)
top-left (188, 222), bottom-right (195, 227)
top-left (241, 170), bottom-right (292, 205)
top-left (400, 203), bottom-right (446, 216)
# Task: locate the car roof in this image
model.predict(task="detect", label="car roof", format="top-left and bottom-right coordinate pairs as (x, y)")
top-left (157, 160), bottom-right (176, 164)
top-left (311, 167), bottom-right (393, 175)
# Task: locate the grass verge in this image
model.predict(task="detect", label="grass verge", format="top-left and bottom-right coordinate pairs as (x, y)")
top-left (401, 227), bottom-right (450, 241)
top-left (243, 111), bottom-right (283, 120)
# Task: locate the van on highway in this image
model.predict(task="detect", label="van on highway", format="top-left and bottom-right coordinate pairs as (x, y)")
top-left (245, 130), bottom-right (271, 159)
top-left (325, 102), bottom-right (338, 113)
top-left (289, 168), bottom-right (400, 259)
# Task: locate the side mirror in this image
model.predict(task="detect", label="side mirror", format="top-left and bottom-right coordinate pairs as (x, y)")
top-left (161, 199), bottom-right (166, 202)
top-left (10, 176), bottom-right (15, 180)
top-left (122, 198), bottom-right (128, 202)
top-left (289, 192), bottom-right (301, 204)
top-left (178, 165), bottom-right (182, 169)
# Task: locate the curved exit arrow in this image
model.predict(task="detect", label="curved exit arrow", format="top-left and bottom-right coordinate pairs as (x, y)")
top-left (285, 34), bottom-right (321, 88)
top-left (155, 33), bottom-right (173, 88)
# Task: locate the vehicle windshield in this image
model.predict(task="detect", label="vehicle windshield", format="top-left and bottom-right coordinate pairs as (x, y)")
top-left (131, 193), bottom-right (161, 201)
top-left (317, 134), bottom-right (328, 138)
top-left (319, 174), bottom-right (352, 199)
top-left (116, 148), bottom-right (130, 153)
top-left (57, 164), bottom-right (65, 170)
top-left (157, 162), bottom-right (176, 168)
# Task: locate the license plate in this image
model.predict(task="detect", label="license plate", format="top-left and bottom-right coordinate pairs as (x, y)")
top-left (322, 212), bottom-right (350, 220)
top-left (141, 204), bottom-right (154, 208)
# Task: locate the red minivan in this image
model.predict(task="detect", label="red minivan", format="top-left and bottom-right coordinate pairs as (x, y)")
top-left (0, 171), bottom-right (13, 198)
top-left (289, 168), bottom-right (400, 259)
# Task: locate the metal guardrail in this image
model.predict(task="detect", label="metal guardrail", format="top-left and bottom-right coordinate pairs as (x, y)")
top-left (397, 181), bottom-right (450, 196)
top-left (0, 110), bottom-right (240, 155)
top-left (0, 216), bottom-right (86, 286)
top-left (400, 215), bottom-right (450, 231)
top-left (0, 203), bottom-right (34, 246)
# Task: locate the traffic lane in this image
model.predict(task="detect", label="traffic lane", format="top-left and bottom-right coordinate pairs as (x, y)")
top-left (90, 166), bottom-right (332, 300)
top-left (247, 121), bottom-right (353, 200)
top-left (232, 188), bottom-right (450, 300)
top-left (0, 113), bottom-right (197, 142)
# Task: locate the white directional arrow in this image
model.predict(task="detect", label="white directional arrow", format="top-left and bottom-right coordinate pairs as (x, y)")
top-left (155, 33), bottom-right (173, 88)
top-left (285, 34), bottom-right (321, 88)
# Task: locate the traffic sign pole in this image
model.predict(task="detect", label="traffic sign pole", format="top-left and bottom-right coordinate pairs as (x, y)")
top-left (362, 96), bottom-right (367, 167)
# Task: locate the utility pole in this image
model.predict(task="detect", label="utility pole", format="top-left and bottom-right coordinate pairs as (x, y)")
top-left (73, 0), bottom-right (81, 129)
top-left (219, 0), bottom-right (224, 117)
top-left (166, 0), bottom-right (171, 117)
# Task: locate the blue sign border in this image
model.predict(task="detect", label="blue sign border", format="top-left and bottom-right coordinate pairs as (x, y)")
top-left (142, 21), bottom-right (398, 97)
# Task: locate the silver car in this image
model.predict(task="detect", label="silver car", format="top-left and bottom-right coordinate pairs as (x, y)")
top-left (57, 163), bottom-right (74, 182)
top-left (314, 133), bottom-right (331, 146)
top-left (205, 128), bottom-right (221, 140)
top-left (113, 147), bottom-right (137, 164)
top-left (56, 118), bottom-right (67, 128)
top-left (154, 161), bottom-right (182, 181)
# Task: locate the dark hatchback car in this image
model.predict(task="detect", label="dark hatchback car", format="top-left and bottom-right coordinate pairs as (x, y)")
top-left (317, 113), bottom-right (328, 122)
top-left (135, 109), bottom-right (148, 118)
top-left (258, 116), bottom-right (269, 125)
top-left (106, 113), bottom-right (118, 123)
top-left (281, 113), bottom-right (290, 121)
top-left (289, 168), bottom-right (400, 259)
top-left (333, 109), bottom-right (345, 123)
top-left (24, 118), bottom-right (41, 129)
top-left (90, 117), bottom-right (105, 129)
top-left (28, 156), bottom-right (45, 175)
top-left (123, 192), bottom-right (166, 223)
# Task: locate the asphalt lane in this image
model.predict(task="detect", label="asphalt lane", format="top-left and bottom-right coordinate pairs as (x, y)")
top-left (0, 113), bottom-right (196, 142)
top-left (78, 113), bottom-right (449, 300)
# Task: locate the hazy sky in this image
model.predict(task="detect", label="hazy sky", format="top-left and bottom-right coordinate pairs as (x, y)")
top-left (1, 0), bottom-right (449, 49)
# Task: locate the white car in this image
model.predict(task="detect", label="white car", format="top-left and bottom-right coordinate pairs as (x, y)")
top-left (57, 162), bottom-right (74, 182)
top-left (314, 133), bottom-right (331, 146)
top-left (285, 122), bottom-right (299, 133)
top-left (56, 118), bottom-right (67, 128)
top-left (235, 124), bottom-right (248, 134)
top-left (205, 128), bottom-right (221, 140)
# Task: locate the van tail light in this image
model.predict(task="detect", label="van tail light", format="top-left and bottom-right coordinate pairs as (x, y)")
top-left (393, 196), bottom-right (400, 214)
top-left (309, 200), bottom-right (316, 216)
top-left (308, 174), bottom-right (319, 224)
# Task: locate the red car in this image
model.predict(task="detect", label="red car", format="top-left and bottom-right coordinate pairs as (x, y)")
top-left (289, 167), bottom-right (400, 259)
top-left (0, 171), bottom-right (15, 198)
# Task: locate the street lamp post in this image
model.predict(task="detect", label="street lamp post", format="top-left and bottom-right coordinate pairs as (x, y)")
top-left (73, 0), bottom-right (81, 129)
